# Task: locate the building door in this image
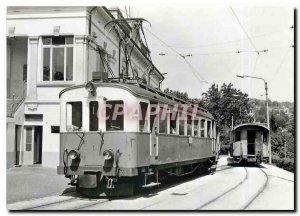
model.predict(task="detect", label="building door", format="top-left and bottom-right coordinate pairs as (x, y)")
top-left (34, 126), bottom-right (43, 164)
top-left (14, 125), bottom-right (21, 165)
top-left (247, 130), bottom-right (256, 155)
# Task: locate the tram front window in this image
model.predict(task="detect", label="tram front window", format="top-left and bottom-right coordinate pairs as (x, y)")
top-left (66, 102), bottom-right (82, 131)
top-left (89, 101), bottom-right (99, 131)
top-left (106, 101), bottom-right (124, 131)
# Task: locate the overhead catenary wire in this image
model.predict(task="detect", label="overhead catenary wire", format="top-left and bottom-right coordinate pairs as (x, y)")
top-left (145, 27), bottom-right (209, 83)
top-left (269, 48), bottom-right (292, 85)
top-left (149, 28), bottom-right (291, 49)
top-left (151, 45), bottom-right (291, 57)
top-left (230, 7), bottom-right (259, 55)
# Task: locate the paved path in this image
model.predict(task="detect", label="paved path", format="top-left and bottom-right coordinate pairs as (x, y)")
top-left (7, 157), bottom-right (294, 210)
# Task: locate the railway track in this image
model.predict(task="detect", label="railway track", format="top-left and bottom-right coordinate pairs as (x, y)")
top-left (198, 166), bottom-right (269, 210)
top-left (7, 165), bottom-right (272, 210)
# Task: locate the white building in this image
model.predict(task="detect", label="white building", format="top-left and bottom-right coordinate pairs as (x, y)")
top-left (6, 6), bottom-right (164, 168)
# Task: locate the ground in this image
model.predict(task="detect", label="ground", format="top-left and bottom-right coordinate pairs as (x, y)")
top-left (6, 156), bottom-right (294, 210)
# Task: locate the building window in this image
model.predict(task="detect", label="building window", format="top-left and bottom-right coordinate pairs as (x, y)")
top-left (25, 127), bottom-right (32, 151)
top-left (139, 102), bottom-right (149, 132)
top-left (106, 101), bottom-right (124, 131)
top-left (42, 36), bottom-right (74, 82)
top-left (89, 101), bottom-right (99, 131)
top-left (51, 126), bottom-right (60, 133)
top-left (23, 64), bottom-right (27, 82)
top-left (66, 102), bottom-right (82, 131)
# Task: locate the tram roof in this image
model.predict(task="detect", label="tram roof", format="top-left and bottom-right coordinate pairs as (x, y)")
top-left (59, 82), bottom-right (214, 119)
top-left (233, 123), bottom-right (269, 132)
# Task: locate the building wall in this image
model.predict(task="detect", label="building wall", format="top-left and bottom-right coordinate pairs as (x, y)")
top-left (6, 6), bottom-right (164, 168)
top-left (7, 38), bottom-right (27, 98)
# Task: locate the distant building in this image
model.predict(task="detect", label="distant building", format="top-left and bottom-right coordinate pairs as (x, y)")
top-left (6, 6), bottom-right (164, 168)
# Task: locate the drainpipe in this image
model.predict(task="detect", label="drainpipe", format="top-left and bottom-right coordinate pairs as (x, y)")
top-left (118, 39), bottom-right (122, 82)
top-left (87, 7), bottom-right (97, 82)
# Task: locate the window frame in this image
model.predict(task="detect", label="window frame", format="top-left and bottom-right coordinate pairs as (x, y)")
top-left (42, 36), bottom-right (74, 82)
top-left (105, 100), bottom-right (124, 131)
top-left (89, 101), bottom-right (99, 131)
top-left (66, 101), bottom-right (83, 131)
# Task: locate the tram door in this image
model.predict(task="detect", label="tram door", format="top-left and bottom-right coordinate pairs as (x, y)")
top-left (33, 126), bottom-right (43, 164)
top-left (149, 104), bottom-right (158, 160)
top-left (247, 130), bottom-right (256, 155)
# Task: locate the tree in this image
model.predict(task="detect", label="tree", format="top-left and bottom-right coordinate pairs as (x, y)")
top-left (201, 83), bottom-right (253, 129)
top-left (163, 88), bottom-right (189, 101)
top-left (201, 83), bottom-right (253, 147)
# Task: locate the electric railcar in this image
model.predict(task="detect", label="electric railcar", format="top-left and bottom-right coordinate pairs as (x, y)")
top-left (57, 81), bottom-right (218, 196)
top-left (228, 123), bottom-right (270, 165)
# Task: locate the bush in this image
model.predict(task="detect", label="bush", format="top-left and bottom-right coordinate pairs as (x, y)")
top-left (220, 144), bottom-right (230, 155)
top-left (272, 155), bottom-right (294, 172)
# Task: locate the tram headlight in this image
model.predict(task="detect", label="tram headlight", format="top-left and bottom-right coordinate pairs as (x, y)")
top-left (85, 81), bottom-right (97, 96)
top-left (103, 149), bottom-right (114, 161)
top-left (68, 149), bottom-right (80, 160)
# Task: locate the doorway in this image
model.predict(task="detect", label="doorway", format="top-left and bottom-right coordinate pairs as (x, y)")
top-left (247, 130), bottom-right (256, 155)
top-left (33, 126), bottom-right (43, 164)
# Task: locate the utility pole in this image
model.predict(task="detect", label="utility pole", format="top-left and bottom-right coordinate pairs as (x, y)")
top-left (236, 75), bottom-right (271, 164)
top-left (265, 81), bottom-right (271, 164)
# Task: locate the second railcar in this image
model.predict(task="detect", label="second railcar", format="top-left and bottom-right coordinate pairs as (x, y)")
top-left (228, 123), bottom-right (270, 164)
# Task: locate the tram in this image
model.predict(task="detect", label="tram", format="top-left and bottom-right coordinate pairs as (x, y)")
top-left (57, 80), bottom-right (219, 196)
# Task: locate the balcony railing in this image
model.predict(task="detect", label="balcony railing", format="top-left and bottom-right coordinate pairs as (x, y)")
top-left (7, 80), bottom-right (27, 117)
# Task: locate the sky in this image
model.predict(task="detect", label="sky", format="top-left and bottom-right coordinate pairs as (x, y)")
top-left (125, 6), bottom-right (294, 102)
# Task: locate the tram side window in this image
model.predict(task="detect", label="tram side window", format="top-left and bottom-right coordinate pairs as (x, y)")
top-left (139, 102), bottom-right (149, 132)
top-left (193, 118), bottom-right (199, 137)
top-left (207, 121), bottom-right (211, 138)
top-left (150, 105), bottom-right (157, 132)
top-left (235, 131), bottom-right (241, 142)
top-left (106, 101), bottom-right (124, 131)
top-left (170, 111), bottom-right (177, 134)
top-left (159, 107), bottom-right (167, 134)
top-left (89, 101), bottom-right (99, 131)
top-left (187, 115), bottom-right (192, 136)
top-left (263, 131), bottom-right (267, 142)
top-left (66, 102), bottom-right (82, 131)
top-left (200, 119), bottom-right (205, 137)
top-left (179, 119), bottom-right (185, 135)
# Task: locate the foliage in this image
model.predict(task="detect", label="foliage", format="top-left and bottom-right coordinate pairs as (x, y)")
top-left (271, 130), bottom-right (294, 159)
top-left (201, 83), bottom-right (253, 129)
top-left (272, 154), bottom-right (294, 173)
top-left (270, 110), bottom-right (289, 133)
top-left (200, 83), bottom-right (253, 147)
top-left (163, 88), bottom-right (189, 101)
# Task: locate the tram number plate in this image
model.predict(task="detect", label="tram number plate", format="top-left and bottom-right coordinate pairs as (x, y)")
top-left (78, 174), bottom-right (97, 188)
top-left (247, 158), bottom-right (256, 162)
